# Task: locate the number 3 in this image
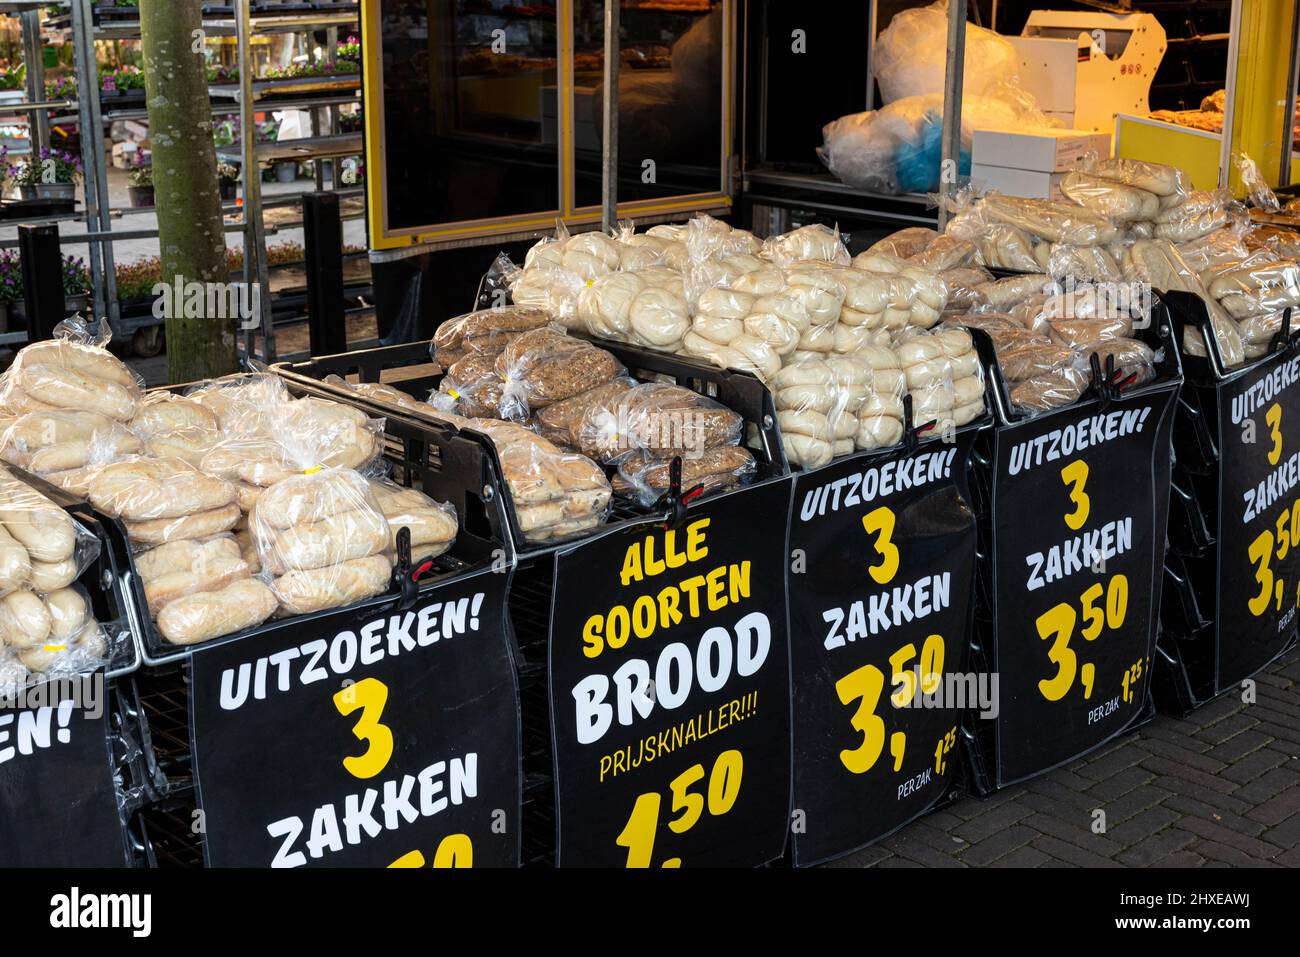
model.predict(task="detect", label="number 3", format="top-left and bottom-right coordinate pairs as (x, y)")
top-left (861, 506), bottom-right (900, 585)
top-left (333, 677), bottom-right (394, 779)
top-left (1060, 460), bottom-right (1090, 531)
top-left (1266, 403), bottom-right (1283, 466)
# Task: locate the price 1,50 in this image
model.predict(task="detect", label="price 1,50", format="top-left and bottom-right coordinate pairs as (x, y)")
top-left (1035, 574), bottom-right (1129, 702)
top-left (615, 750), bottom-right (743, 867)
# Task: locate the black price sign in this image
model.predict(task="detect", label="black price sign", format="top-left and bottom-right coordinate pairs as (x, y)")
top-left (991, 387), bottom-right (1178, 785)
top-left (549, 479), bottom-right (794, 867)
top-left (191, 568), bottom-right (520, 868)
top-left (1215, 349), bottom-right (1300, 689)
top-left (0, 676), bottom-right (128, 866)
top-left (788, 437), bottom-right (978, 866)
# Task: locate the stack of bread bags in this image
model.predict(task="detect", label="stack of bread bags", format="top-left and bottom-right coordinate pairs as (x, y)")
top-left (770, 353), bottom-right (868, 468)
top-left (0, 465), bottom-right (108, 677)
top-left (431, 305), bottom-right (553, 368)
top-left (86, 454), bottom-right (273, 644)
top-left (468, 418), bottom-right (612, 543)
top-left (367, 478), bottom-right (458, 562)
top-left (0, 336), bottom-right (146, 495)
top-left (572, 382), bottom-right (756, 504)
top-left (249, 467), bottom-right (394, 617)
top-left (493, 327), bottom-right (625, 422)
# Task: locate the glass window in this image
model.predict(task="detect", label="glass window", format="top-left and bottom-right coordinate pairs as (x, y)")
top-left (375, 0), bottom-right (561, 232)
top-left (572, 0), bottom-right (726, 209)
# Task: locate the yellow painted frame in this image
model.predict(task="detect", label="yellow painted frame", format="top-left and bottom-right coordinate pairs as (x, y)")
top-left (363, 0), bottom-right (733, 252)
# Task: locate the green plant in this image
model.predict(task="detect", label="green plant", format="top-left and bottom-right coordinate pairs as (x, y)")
top-left (217, 161), bottom-right (239, 183)
top-left (207, 64), bottom-right (239, 84)
top-left (337, 35), bottom-right (361, 63)
top-left (264, 60), bottom-right (360, 81)
top-left (61, 255), bottom-right (89, 297)
top-left (128, 164), bottom-right (152, 188)
top-left (114, 256), bottom-right (163, 301)
top-left (0, 63), bottom-right (26, 92)
top-left (100, 64), bottom-right (144, 93)
top-left (44, 75), bottom-right (76, 101)
top-left (0, 249), bottom-right (21, 304)
top-left (9, 148), bottom-right (83, 185)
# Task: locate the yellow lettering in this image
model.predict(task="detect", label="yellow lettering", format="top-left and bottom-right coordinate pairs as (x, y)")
top-left (582, 614), bottom-right (604, 658)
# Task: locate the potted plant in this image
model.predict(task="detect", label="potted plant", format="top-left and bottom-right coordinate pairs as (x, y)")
top-left (128, 162), bottom-right (154, 206)
top-left (62, 255), bottom-right (90, 316)
top-left (9, 148), bottom-right (82, 201)
top-left (114, 256), bottom-right (163, 309)
top-left (217, 161), bottom-right (239, 200)
top-left (337, 35), bottom-right (361, 64)
top-left (0, 249), bottom-right (22, 332)
top-left (0, 64), bottom-right (26, 108)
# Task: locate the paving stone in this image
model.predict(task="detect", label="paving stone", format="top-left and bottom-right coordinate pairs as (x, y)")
top-left (1203, 729), bottom-right (1273, 764)
top-left (1138, 755), bottom-right (1238, 794)
top-left (955, 825), bottom-right (1038, 866)
top-left (1028, 834), bottom-right (1122, 867)
top-left (1191, 711), bottom-right (1259, 745)
top-left (1156, 850), bottom-right (1206, 867)
top-left (1098, 784), bottom-right (1173, 824)
top-left (1158, 793), bottom-right (1268, 837)
top-left (1020, 811), bottom-right (1125, 857)
top-left (1192, 839), bottom-right (1278, 868)
top-left (1232, 767), bottom-right (1300, 805)
top-left (951, 801), bottom-right (1033, 844)
top-left (1085, 765), bottom-right (1156, 802)
top-left (1101, 805), bottom-right (1183, 847)
top-left (1246, 788), bottom-right (1300, 827)
top-left (1178, 818), bottom-right (1284, 860)
top-left (1114, 826), bottom-right (1197, 867)
top-left (1260, 812), bottom-right (1300, 851)
top-left (1139, 737), bottom-right (1228, 774)
top-left (1217, 748), bottom-right (1290, 786)
top-left (1075, 745), bottom-right (1148, 782)
top-left (988, 845), bottom-right (1053, 868)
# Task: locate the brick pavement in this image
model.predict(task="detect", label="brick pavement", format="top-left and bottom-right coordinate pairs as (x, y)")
top-left (831, 647), bottom-right (1300, 868)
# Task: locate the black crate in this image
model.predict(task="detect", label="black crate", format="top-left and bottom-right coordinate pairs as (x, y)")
top-left (131, 374), bottom-right (513, 667)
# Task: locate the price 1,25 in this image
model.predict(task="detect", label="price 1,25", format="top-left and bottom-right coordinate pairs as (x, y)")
top-left (1035, 574), bottom-right (1129, 702)
top-left (615, 750), bottom-right (743, 867)
top-left (1247, 495), bottom-right (1300, 616)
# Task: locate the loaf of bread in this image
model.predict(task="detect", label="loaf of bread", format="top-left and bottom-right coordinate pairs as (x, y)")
top-left (431, 305), bottom-right (553, 366)
top-left (137, 535), bottom-right (253, 615)
top-left (495, 328), bottom-right (623, 416)
top-left (575, 383), bottom-right (743, 464)
top-left (273, 555), bottom-right (393, 617)
top-left (533, 378), bottom-right (635, 449)
top-left (156, 578), bottom-right (279, 645)
top-left (369, 480), bottom-right (458, 556)
top-left (89, 457), bottom-right (237, 521)
top-left (0, 338), bottom-right (141, 423)
top-left (613, 446), bottom-right (756, 504)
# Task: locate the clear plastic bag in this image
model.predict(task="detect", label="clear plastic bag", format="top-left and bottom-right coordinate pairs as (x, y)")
top-left (854, 344), bottom-right (907, 451)
top-left (771, 355), bottom-right (838, 468)
top-left (867, 227), bottom-right (937, 260)
top-left (873, 1), bottom-right (1023, 103)
top-left (0, 321), bottom-right (143, 422)
top-left (981, 195), bottom-right (1120, 246)
top-left (1236, 151), bottom-right (1280, 212)
top-left (574, 383), bottom-right (743, 465)
top-left (760, 223), bottom-right (851, 266)
top-left (495, 328), bottom-right (625, 421)
top-left (613, 446), bottom-right (756, 507)
top-left (533, 378), bottom-right (636, 450)
top-left (469, 418), bottom-right (611, 544)
top-left (251, 467), bottom-right (393, 616)
top-left (431, 305), bottom-right (553, 366)
top-left (0, 465), bottom-right (101, 596)
top-left (434, 352), bottom-right (506, 418)
top-left (1085, 156), bottom-right (1191, 201)
top-left (1060, 171), bottom-right (1161, 222)
top-left (368, 477), bottom-right (458, 560)
top-left (0, 584), bottom-right (120, 674)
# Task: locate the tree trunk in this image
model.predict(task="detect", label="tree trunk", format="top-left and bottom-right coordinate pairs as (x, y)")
top-left (140, 0), bottom-right (236, 382)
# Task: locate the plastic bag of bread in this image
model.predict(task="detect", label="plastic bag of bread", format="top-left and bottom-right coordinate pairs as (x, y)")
top-left (909, 235), bottom-right (977, 272)
top-left (135, 534), bottom-right (255, 617)
top-left (368, 478), bottom-right (458, 560)
top-left (495, 328), bottom-right (624, 420)
top-left (939, 265), bottom-right (993, 311)
top-left (894, 329), bottom-right (959, 434)
top-left (1086, 156), bottom-right (1190, 201)
top-left (431, 305), bottom-right (553, 366)
top-left (1046, 244), bottom-right (1123, 283)
top-left (760, 223), bottom-right (850, 266)
top-left (1206, 255), bottom-right (1300, 319)
top-left (981, 195), bottom-right (1120, 246)
top-left (1081, 338), bottom-right (1158, 389)
top-left (432, 351), bottom-right (506, 418)
top-left (575, 383), bottom-right (743, 465)
top-left (185, 372), bottom-right (291, 435)
top-left (0, 319), bottom-right (142, 422)
top-left (1246, 225), bottom-right (1300, 261)
top-left (126, 392), bottom-right (221, 467)
top-left (771, 355), bottom-right (837, 468)
top-left (1009, 358), bottom-right (1092, 415)
top-left (930, 326), bottom-right (985, 427)
top-left (156, 578), bottom-right (280, 646)
top-left (251, 468), bottom-right (393, 616)
top-left (854, 344), bottom-right (907, 452)
top-left (321, 375), bottom-right (435, 417)
top-left (1153, 190), bottom-right (1231, 242)
top-left (867, 227), bottom-right (937, 260)
top-left (470, 419), bottom-right (611, 543)
top-left (533, 377), bottom-right (635, 449)
top-left (0, 585), bottom-right (116, 673)
top-left (0, 465), bottom-right (100, 595)
top-left (0, 409), bottom-right (144, 480)
top-left (975, 274), bottom-right (1054, 312)
top-left (946, 204), bottom-right (1042, 273)
top-left (201, 396), bottom-right (384, 490)
top-left (613, 446), bottom-right (757, 507)
top-left (1060, 171), bottom-right (1160, 222)
top-left (576, 270), bottom-right (691, 350)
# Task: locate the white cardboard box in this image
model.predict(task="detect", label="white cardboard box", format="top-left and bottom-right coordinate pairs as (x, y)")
top-left (969, 163), bottom-right (1066, 201)
top-left (971, 127), bottom-right (1111, 172)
